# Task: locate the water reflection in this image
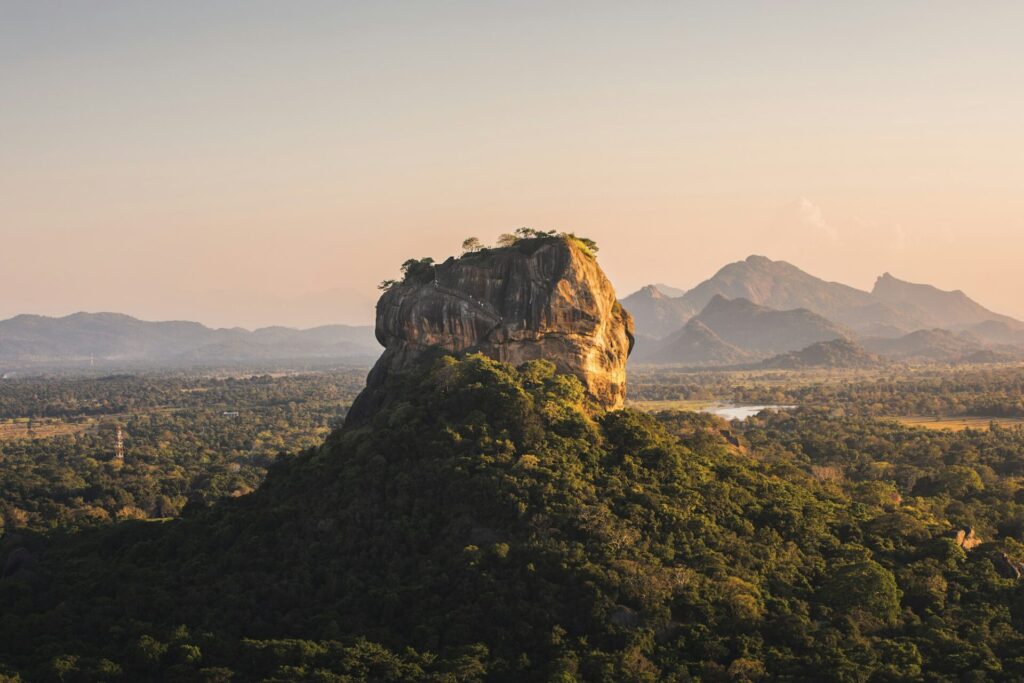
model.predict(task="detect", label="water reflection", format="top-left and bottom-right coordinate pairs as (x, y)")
top-left (702, 404), bottom-right (795, 421)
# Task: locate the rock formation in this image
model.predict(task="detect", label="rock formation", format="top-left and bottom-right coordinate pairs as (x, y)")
top-left (348, 236), bottom-right (634, 420)
top-left (951, 526), bottom-right (982, 551)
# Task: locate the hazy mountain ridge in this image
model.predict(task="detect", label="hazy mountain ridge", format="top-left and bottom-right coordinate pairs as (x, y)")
top-left (623, 256), bottom-right (1024, 363)
top-left (0, 312), bottom-right (378, 368)
top-left (759, 338), bottom-right (883, 369)
top-left (634, 295), bottom-right (848, 365)
top-left (861, 328), bottom-right (1023, 363)
top-left (618, 286), bottom-right (695, 338)
top-left (872, 272), bottom-right (1024, 332)
top-left (637, 318), bottom-right (755, 365)
top-left (676, 255), bottom-right (934, 335)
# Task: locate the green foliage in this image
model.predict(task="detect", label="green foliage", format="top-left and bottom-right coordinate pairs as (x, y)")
top-left (400, 257), bottom-right (436, 284)
top-left (487, 229), bottom-right (599, 258)
top-left (4, 359), bottom-right (1024, 680)
top-left (630, 364), bottom-right (1024, 417)
top-left (0, 371), bottom-right (365, 533)
top-left (821, 555), bottom-right (901, 627)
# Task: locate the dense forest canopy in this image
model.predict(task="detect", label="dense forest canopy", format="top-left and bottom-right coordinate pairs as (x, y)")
top-left (3, 357), bottom-right (1024, 681)
top-left (0, 371), bottom-right (366, 534)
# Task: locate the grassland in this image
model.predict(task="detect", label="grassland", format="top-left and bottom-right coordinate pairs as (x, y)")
top-left (893, 415), bottom-right (1024, 432)
top-left (626, 399), bottom-right (717, 412)
top-left (0, 417), bottom-right (95, 441)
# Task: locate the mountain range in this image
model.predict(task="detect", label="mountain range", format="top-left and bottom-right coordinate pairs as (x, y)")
top-left (0, 312), bottom-right (378, 369)
top-left (3, 255), bottom-right (1021, 371)
top-left (638, 295), bottom-right (849, 365)
top-left (625, 255), bottom-right (1024, 365)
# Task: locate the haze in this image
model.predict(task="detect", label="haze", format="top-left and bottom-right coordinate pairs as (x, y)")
top-left (3, 1), bottom-right (1023, 328)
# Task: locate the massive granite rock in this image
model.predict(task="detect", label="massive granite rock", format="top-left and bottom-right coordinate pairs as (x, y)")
top-left (348, 236), bottom-right (634, 420)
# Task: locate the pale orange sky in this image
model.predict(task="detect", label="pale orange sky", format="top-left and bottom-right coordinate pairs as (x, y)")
top-left (2, 2), bottom-right (1023, 328)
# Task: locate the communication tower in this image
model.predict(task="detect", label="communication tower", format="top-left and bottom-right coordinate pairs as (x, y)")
top-left (115, 425), bottom-right (125, 461)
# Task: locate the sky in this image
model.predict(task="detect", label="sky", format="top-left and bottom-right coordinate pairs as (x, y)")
top-left (2, 1), bottom-right (1023, 328)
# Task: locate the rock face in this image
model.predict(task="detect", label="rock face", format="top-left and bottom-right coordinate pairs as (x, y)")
top-left (951, 526), bottom-right (982, 551)
top-left (349, 237), bottom-right (634, 420)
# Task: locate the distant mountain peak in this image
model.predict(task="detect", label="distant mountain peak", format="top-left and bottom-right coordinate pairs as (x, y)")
top-left (0, 311), bottom-right (378, 368)
top-left (701, 295), bottom-right (762, 315)
top-left (652, 283), bottom-right (686, 298)
top-left (703, 293), bottom-right (732, 310)
top-left (872, 273), bottom-right (1018, 329)
top-left (638, 284), bottom-right (665, 299)
top-left (760, 338), bottom-right (882, 369)
top-left (635, 290), bottom-right (849, 365)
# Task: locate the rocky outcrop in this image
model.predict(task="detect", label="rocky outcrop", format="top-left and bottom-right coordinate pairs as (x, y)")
top-left (951, 526), bottom-right (982, 551)
top-left (348, 236), bottom-right (634, 420)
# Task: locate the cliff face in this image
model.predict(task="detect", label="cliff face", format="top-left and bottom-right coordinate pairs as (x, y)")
top-left (350, 237), bottom-right (634, 419)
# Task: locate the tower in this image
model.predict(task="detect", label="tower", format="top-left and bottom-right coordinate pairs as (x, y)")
top-left (115, 425), bottom-right (124, 462)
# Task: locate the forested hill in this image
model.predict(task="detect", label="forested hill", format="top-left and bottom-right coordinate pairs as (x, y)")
top-left (4, 353), bottom-right (1024, 681)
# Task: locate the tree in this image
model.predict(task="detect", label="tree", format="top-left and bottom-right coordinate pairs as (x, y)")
top-left (461, 237), bottom-right (482, 253)
top-left (821, 558), bottom-right (901, 628)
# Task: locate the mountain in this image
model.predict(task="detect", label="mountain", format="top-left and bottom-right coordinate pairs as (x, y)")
top-left (634, 295), bottom-right (848, 364)
top-left (618, 285), bottom-right (694, 339)
top-left (862, 328), bottom-right (985, 362)
top-left (0, 312), bottom-right (378, 368)
top-left (759, 338), bottom-right (883, 369)
top-left (652, 282), bottom-right (686, 297)
top-left (960, 319), bottom-right (1024, 346)
top-left (637, 318), bottom-right (755, 365)
top-left (690, 295), bottom-right (849, 355)
top-left (872, 273), bottom-right (1024, 331)
top-left (677, 255), bottom-right (930, 336)
top-left (0, 352), bottom-right (838, 680)
top-left (623, 256), bottom-right (1024, 353)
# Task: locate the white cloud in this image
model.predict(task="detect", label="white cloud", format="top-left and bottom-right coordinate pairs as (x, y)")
top-left (794, 197), bottom-right (839, 243)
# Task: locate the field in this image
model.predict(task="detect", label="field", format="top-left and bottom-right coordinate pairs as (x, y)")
top-left (0, 417), bottom-right (94, 441)
top-left (893, 415), bottom-right (1024, 431)
top-left (625, 399), bottom-right (716, 412)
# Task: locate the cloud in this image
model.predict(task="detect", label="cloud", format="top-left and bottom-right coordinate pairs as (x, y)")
top-left (793, 197), bottom-right (839, 243)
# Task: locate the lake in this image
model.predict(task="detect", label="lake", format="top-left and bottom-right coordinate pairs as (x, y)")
top-left (702, 404), bottom-right (796, 421)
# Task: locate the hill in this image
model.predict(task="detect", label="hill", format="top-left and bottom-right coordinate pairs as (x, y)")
top-left (634, 295), bottom-right (848, 365)
top-left (7, 352), bottom-right (1024, 680)
top-left (624, 257), bottom-right (1024, 341)
top-left (759, 338), bottom-right (883, 369)
top-left (0, 354), bottom-right (930, 680)
top-left (0, 313), bottom-right (378, 369)
top-left (963, 319), bottom-right (1024, 346)
top-left (872, 273), bottom-right (1023, 331)
top-left (677, 255), bottom-right (929, 336)
top-left (862, 328), bottom-right (985, 362)
top-left (691, 295), bottom-right (848, 355)
top-left (635, 318), bottom-right (754, 365)
top-left (652, 282), bottom-right (686, 298)
top-left (618, 286), bottom-right (694, 339)
top-left (621, 257), bottom-right (1024, 363)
